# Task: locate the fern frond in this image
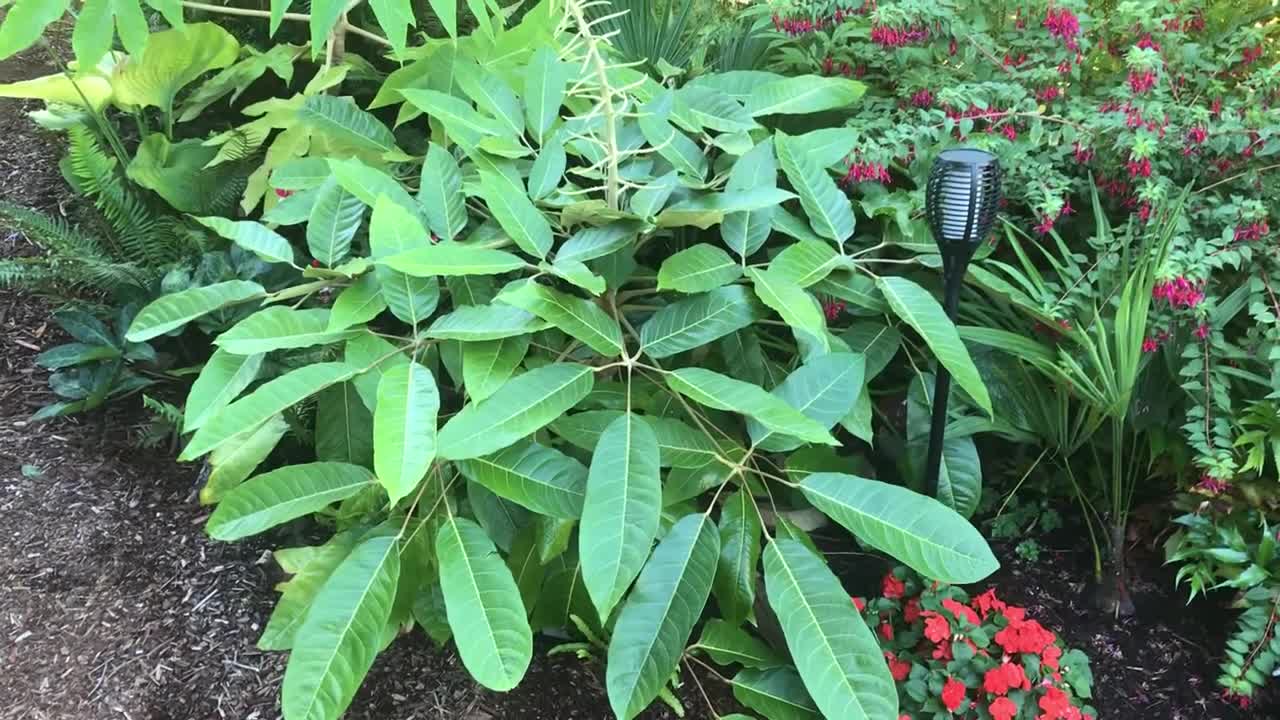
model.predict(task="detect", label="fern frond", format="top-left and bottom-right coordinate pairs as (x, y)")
top-left (0, 200), bottom-right (153, 293)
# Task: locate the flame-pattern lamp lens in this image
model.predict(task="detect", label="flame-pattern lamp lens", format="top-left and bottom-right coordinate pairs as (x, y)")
top-left (925, 148), bottom-right (1002, 264)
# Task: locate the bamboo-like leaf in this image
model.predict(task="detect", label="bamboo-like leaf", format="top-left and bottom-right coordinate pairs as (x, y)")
top-left (462, 335), bottom-right (530, 401)
top-left (666, 368), bottom-right (838, 446)
top-left (308, 177), bottom-right (365, 267)
top-left (695, 619), bottom-right (784, 669)
top-left (745, 75), bottom-right (866, 117)
top-left (732, 667), bottom-right (821, 720)
top-left (476, 167), bottom-right (553, 259)
top-left (748, 268), bottom-right (828, 350)
top-left (456, 442), bottom-right (588, 519)
top-left (496, 280), bottom-right (623, 357)
top-left (374, 362), bottom-right (440, 505)
top-left (426, 304), bottom-right (546, 341)
top-left (281, 534), bottom-right (400, 720)
top-left (438, 363), bottom-right (595, 460)
top-left (764, 539), bottom-right (897, 720)
top-left (714, 489), bottom-right (762, 625)
top-left (185, 349), bottom-right (263, 432)
top-left (581, 413), bottom-right (662, 620)
top-left (436, 515), bottom-right (533, 691)
top-left (639, 285), bottom-right (763, 359)
top-left (775, 133), bottom-right (854, 245)
top-left (126, 280), bottom-right (264, 342)
top-left (524, 47), bottom-right (570, 144)
top-left (207, 462), bottom-right (375, 541)
top-left (748, 353), bottom-right (865, 452)
top-left (195, 217), bottom-right (295, 265)
top-left (418, 143), bottom-right (468, 240)
top-left (800, 472), bottom-right (999, 582)
top-left (657, 244), bottom-right (741, 294)
top-left (606, 514), bottom-right (720, 719)
top-left (877, 276), bottom-right (992, 416)
top-left (382, 244), bottom-right (527, 276)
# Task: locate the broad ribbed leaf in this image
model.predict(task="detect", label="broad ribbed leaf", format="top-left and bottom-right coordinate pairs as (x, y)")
top-left (841, 322), bottom-right (900, 379)
top-left (630, 171), bottom-right (679, 218)
top-left (649, 417), bottom-right (723, 469)
top-left (524, 47), bottom-right (569, 144)
top-left (606, 513), bottom-right (720, 720)
top-left (0, 0), bottom-right (70, 59)
top-left (272, 157), bottom-right (329, 190)
top-left (185, 349), bottom-right (263, 432)
top-left (281, 534), bottom-right (399, 720)
top-left (426, 0), bottom-right (456, 36)
top-left (327, 157), bottom-right (420, 217)
top-left (308, 177), bottom-right (365, 267)
top-left (657, 244), bottom-right (741, 294)
top-left (345, 334), bottom-right (408, 414)
top-left (315, 382), bottom-right (374, 467)
top-left (259, 535), bottom-right (357, 650)
top-left (370, 197), bottom-right (439, 326)
top-left (763, 539), bottom-right (897, 720)
top-left (722, 138), bottom-right (777, 258)
top-left (776, 133), bottom-right (854, 245)
top-left (374, 362), bottom-right (439, 505)
top-left (438, 363), bottom-right (594, 460)
top-left (401, 88), bottom-right (505, 146)
top-left (200, 415), bottom-right (288, 504)
top-left (748, 268), bottom-right (828, 350)
top-left (195, 217), bottom-right (295, 265)
top-left (800, 472), bottom-right (999, 582)
top-left (127, 280), bottom-right (264, 342)
top-left (426, 304), bottom-right (545, 341)
top-left (749, 353), bottom-right (865, 452)
top-left (299, 95), bottom-right (399, 155)
top-left (207, 462), bottom-right (375, 540)
top-left (368, 0), bottom-right (413, 53)
top-left (714, 490), bottom-right (762, 626)
top-left (216, 307), bottom-right (356, 355)
top-left (383, 244), bottom-right (526, 277)
top-left (581, 413), bottom-right (662, 619)
top-left (665, 368), bottom-right (837, 446)
top-left (745, 75), bottom-right (866, 117)
top-left (732, 667), bottom-right (820, 720)
top-left (476, 168), bottom-right (552, 259)
top-left (877, 276), bottom-right (992, 416)
top-left (418, 143), bottom-right (467, 240)
top-left (695, 619), bottom-right (784, 669)
top-left (556, 221), bottom-right (644, 265)
top-left (639, 285), bottom-right (762, 359)
top-left (770, 240), bottom-right (842, 288)
top-left (496, 281), bottom-right (623, 357)
top-left (457, 64), bottom-right (524, 136)
top-left (182, 362), bottom-right (356, 460)
top-left (468, 481), bottom-right (531, 553)
top-left (457, 442), bottom-right (587, 519)
top-left (436, 516), bottom-right (533, 690)
top-left (462, 335), bottom-right (529, 401)
top-left (936, 435), bottom-right (982, 518)
top-left (328, 274), bottom-right (386, 331)
top-left (528, 138), bottom-right (566, 200)
top-left (507, 524), bottom-right (544, 612)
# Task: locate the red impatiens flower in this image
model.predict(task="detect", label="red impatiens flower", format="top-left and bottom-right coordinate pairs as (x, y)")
top-left (932, 639), bottom-right (953, 661)
top-left (904, 597), bottom-right (922, 623)
top-left (274, 188), bottom-right (294, 199)
top-left (942, 598), bottom-right (980, 626)
top-left (1042, 643), bottom-right (1063, 671)
top-left (852, 596), bottom-right (867, 611)
top-left (983, 662), bottom-right (1031, 695)
top-left (990, 696), bottom-right (1018, 720)
top-left (1037, 685), bottom-right (1075, 719)
top-left (994, 615), bottom-right (1054, 654)
top-left (885, 652), bottom-right (912, 681)
top-left (922, 611), bottom-right (951, 643)
top-left (882, 572), bottom-right (906, 599)
top-left (941, 677), bottom-right (967, 712)
top-left (972, 588), bottom-right (1007, 618)
top-left (879, 622), bottom-right (895, 641)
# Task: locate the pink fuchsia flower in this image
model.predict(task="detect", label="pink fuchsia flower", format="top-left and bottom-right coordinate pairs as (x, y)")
top-left (1043, 7), bottom-right (1081, 49)
top-left (842, 159), bottom-right (892, 186)
top-left (1194, 323), bottom-right (1210, 340)
top-left (1141, 337), bottom-right (1160, 353)
top-left (1195, 474), bottom-right (1230, 495)
top-left (1072, 142), bottom-right (1094, 163)
top-left (1137, 202), bottom-right (1152, 223)
top-left (1128, 70), bottom-right (1157, 95)
top-left (823, 300), bottom-right (846, 321)
top-left (871, 24), bottom-right (930, 49)
top-left (949, 37), bottom-right (958, 55)
top-left (274, 188), bottom-right (294, 199)
top-left (1234, 221), bottom-right (1270, 242)
top-left (1037, 86), bottom-right (1063, 102)
top-left (1153, 277), bottom-right (1205, 308)
top-left (910, 89), bottom-right (934, 108)
top-left (1242, 45), bottom-right (1265, 66)
top-left (1136, 34), bottom-right (1161, 52)
top-left (1001, 124), bottom-right (1018, 141)
top-left (1126, 156), bottom-right (1152, 178)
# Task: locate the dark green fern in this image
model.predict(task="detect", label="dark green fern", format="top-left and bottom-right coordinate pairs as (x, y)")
top-left (0, 200), bottom-right (154, 293)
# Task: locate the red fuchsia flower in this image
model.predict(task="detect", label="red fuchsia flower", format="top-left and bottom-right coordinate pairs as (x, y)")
top-left (1195, 473), bottom-right (1230, 495)
top-left (879, 622), bottom-right (895, 641)
top-left (1001, 124), bottom-right (1018, 141)
top-left (1141, 336), bottom-right (1160, 353)
top-left (851, 596), bottom-right (866, 611)
top-left (882, 572), bottom-right (906, 599)
top-left (990, 697), bottom-right (1018, 720)
top-left (983, 662), bottom-right (1031, 695)
top-left (910, 89), bottom-right (934, 108)
top-left (904, 597), bottom-right (922, 623)
top-left (1003, 53), bottom-right (1028, 68)
top-left (1072, 142), bottom-right (1094, 163)
top-left (1037, 86), bottom-right (1062, 102)
top-left (1210, 97), bottom-right (1223, 116)
top-left (1043, 7), bottom-right (1081, 50)
top-left (1242, 44), bottom-right (1265, 66)
top-left (1136, 34), bottom-right (1161, 52)
top-left (942, 598), bottom-right (980, 625)
top-left (1137, 201), bottom-right (1152, 223)
top-left (1128, 70), bottom-right (1157, 95)
top-left (941, 678), bottom-right (967, 713)
top-left (822, 56), bottom-right (834, 75)
top-left (1234, 220), bottom-right (1270, 242)
top-left (885, 652), bottom-right (912, 681)
top-left (871, 24), bottom-right (930, 49)
top-left (949, 37), bottom-right (958, 55)
top-left (822, 300), bottom-right (846, 321)
top-left (309, 259), bottom-right (322, 268)
top-left (1187, 126), bottom-right (1208, 144)
top-left (1194, 323), bottom-right (1210, 340)
top-left (842, 159), bottom-right (892, 186)
top-left (274, 188), bottom-right (294, 199)
top-left (1126, 156), bottom-right (1152, 179)
top-left (1152, 277), bottom-right (1205, 308)
top-left (922, 611), bottom-right (951, 643)
top-left (1224, 691), bottom-right (1252, 709)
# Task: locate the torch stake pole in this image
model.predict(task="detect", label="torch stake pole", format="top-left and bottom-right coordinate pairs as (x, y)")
top-left (924, 259), bottom-right (965, 497)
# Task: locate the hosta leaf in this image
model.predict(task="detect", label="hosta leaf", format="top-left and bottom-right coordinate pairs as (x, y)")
top-left (770, 240), bottom-right (842, 288)
top-left (438, 363), bottom-right (594, 460)
top-left (748, 268), bottom-right (828, 351)
top-left (383, 244), bottom-right (527, 276)
top-left (775, 133), bottom-right (854, 245)
top-left (639, 285), bottom-right (762, 359)
top-left (496, 281), bottom-right (623, 358)
top-left (374, 362), bottom-right (440, 506)
top-left (34, 343), bottom-right (119, 369)
top-left (714, 489), bottom-right (762, 626)
top-left (426, 304), bottom-right (545, 341)
top-left (299, 95), bottom-right (400, 155)
top-left (876, 276), bottom-right (992, 416)
top-left (525, 47), bottom-right (570, 144)
top-left (462, 335), bottom-right (530, 401)
top-left (581, 413), bottom-right (662, 619)
top-left (308, 177), bottom-right (365, 267)
top-left (126, 280), bottom-right (264, 342)
top-left (281, 534), bottom-right (399, 720)
top-left (195, 217), bottom-right (296, 266)
top-left (745, 75), bottom-right (866, 117)
top-left (476, 168), bottom-right (553, 259)
top-left (657, 244), bottom-right (741, 294)
top-left (216, 307), bottom-right (357, 355)
top-left (666, 368), bottom-right (837, 446)
top-left (182, 363), bottom-right (357, 460)
top-left (328, 274), bottom-right (386, 331)
top-left (749, 353), bottom-right (865, 452)
top-left (695, 619), bottom-right (784, 669)
top-left (113, 22), bottom-right (236, 114)
top-left (315, 382), bottom-right (374, 467)
top-left (207, 462), bottom-right (375, 541)
top-left (259, 534), bottom-right (357, 650)
top-left (418, 143), bottom-right (468, 241)
top-left (799, 472), bottom-right (999, 582)
top-left (606, 514), bottom-right (720, 720)
top-left (370, 197), bottom-right (439, 326)
top-left (200, 415), bottom-right (288, 504)
top-left (457, 442), bottom-right (588, 519)
top-left (732, 667), bottom-right (820, 720)
top-left (185, 349), bottom-right (263, 432)
top-left (556, 221), bottom-right (644, 265)
top-left (436, 515), bottom-right (533, 691)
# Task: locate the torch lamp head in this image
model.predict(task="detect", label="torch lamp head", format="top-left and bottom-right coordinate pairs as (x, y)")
top-left (925, 148), bottom-right (1002, 266)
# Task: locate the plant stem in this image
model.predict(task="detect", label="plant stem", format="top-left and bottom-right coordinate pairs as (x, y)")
top-left (566, 0), bottom-right (621, 210)
top-left (182, 1), bottom-right (308, 22)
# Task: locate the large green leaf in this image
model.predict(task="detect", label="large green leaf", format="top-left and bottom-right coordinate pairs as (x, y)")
top-left (207, 462), bottom-right (375, 541)
top-left (935, 435), bottom-right (982, 518)
top-left (308, 177), bottom-right (365, 267)
top-left (374, 362), bottom-right (440, 505)
top-left (745, 75), bottom-right (866, 116)
top-left (524, 47), bottom-right (570, 144)
top-left (426, 0), bottom-right (457, 37)
top-left (382, 244), bottom-right (527, 276)
top-left (0, 0), bottom-right (70, 59)
top-left (722, 138), bottom-right (777, 259)
top-left (666, 368), bottom-right (838, 446)
top-left (182, 362), bottom-right (357, 460)
top-left (327, 157), bottom-right (420, 217)
top-left (370, 197), bottom-right (439, 327)
top-left (400, 88), bottom-right (507, 147)
top-left (438, 363), bottom-right (594, 460)
top-left (749, 353), bottom-right (865, 452)
top-left (328, 274), bottom-right (386, 331)
top-left (126, 280), bottom-right (264, 342)
top-left (196, 217), bottom-right (296, 265)
top-left (300, 95), bottom-right (400, 156)
top-left (714, 489), bottom-right (762, 626)
top-left (748, 268), bottom-right (828, 350)
top-left (457, 442), bottom-right (588, 519)
top-left (630, 171), bottom-right (679, 219)
top-left (695, 619), bottom-right (784, 669)
top-left (185, 349), bottom-right (263, 432)
top-left (556, 221), bottom-right (644, 265)
top-left (462, 335), bottom-right (530, 401)
top-left (345, 335), bottom-right (408, 412)
top-left (496, 280), bottom-right (624, 358)
top-left (732, 667), bottom-right (821, 720)
top-left (74, 0), bottom-right (147, 66)
top-left (639, 285), bottom-right (762, 359)
top-left (216, 307), bottom-right (357, 355)
top-left (113, 23), bottom-right (239, 114)
top-left (770, 240), bottom-right (842, 288)
top-left (476, 168), bottom-right (553, 259)
top-left (606, 513), bottom-right (720, 720)
top-left (281, 534), bottom-right (400, 720)
top-left (315, 382), bottom-right (374, 467)
top-left (426, 304), bottom-right (546, 341)
top-left (580, 413), bottom-right (662, 619)
top-left (799, 473), bottom-right (998, 582)
top-left (656, 188), bottom-right (794, 229)
top-left (657, 244), bottom-right (741, 294)
top-left (418, 142), bottom-right (468, 240)
top-left (259, 534), bottom-right (357, 650)
top-left (649, 417), bottom-right (724, 468)
top-left (469, 480), bottom-right (532, 553)
top-left (876, 276), bottom-right (992, 416)
top-left (436, 515), bottom-right (533, 691)
top-left (775, 133), bottom-right (854, 245)
top-left (528, 137), bottom-right (566, 200)
top-left (456, 62), bottom-right (524, 136)
top-left (764, 539), bottom-right (897, 720)
top-left (200, 415), bottom-right (288, 504)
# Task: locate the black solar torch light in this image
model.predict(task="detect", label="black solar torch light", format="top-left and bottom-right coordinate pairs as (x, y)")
top-left (923, 148), bottom-right (1002, 497)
